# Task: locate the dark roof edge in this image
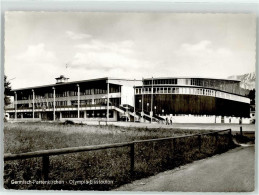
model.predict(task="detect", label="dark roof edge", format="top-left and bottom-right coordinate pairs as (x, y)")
top-left (12, 77), bottom-right (109, 91)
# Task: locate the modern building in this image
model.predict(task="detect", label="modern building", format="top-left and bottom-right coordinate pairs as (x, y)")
top-left (5, 76), bottom-right (252, 124)
top-left (134, 77), bottom-right (251, 124)
top-left (5, 76), bottom-right (141, 122)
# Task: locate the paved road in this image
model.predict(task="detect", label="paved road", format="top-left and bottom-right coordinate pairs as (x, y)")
top-left (115, 145), bottom-right (255, 192)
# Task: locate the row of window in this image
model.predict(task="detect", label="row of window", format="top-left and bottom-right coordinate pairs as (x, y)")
top-left (190, 79), bottom-right (202, 86)
top-left (135, 87), bottom-right (249, 103)
top-left (71, 100), bottom-right (93, 105)
top-left (142, 79), bottom-right (240, 95)
top-left (24, 88), bottom-right (118, 100)
top-left (20, 98), bottom-right (109, 109)
top-left (144, 79), bottom-right (177, 85)
top-left (94, 98), bottom-right (106, 105)
top-left (136, 87), bottom-right (214, 95)
top-left (144, 79), bottom-right (202, 86)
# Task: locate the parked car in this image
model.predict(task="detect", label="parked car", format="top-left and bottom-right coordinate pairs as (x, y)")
top-left (4, 113), bottom-right (9, 121)
top-left (120, 115), bottom-right (129, 121)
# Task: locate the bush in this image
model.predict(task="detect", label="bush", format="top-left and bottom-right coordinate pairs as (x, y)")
top-left (63, 120), bottom-right (75, 125)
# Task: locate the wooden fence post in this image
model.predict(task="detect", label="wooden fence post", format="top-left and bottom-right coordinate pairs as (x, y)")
top-left (171, 139), bottom-right (175, 160)
top-left (215, 132), bottom-right (218, 147)
top-left (130, 143), bottom-right (135, 177)
top-left (42, 156), bottom-right (49, 180)
top-left (228, 129), bottom-right (232, 147)
top-left (198, 135), bottom-right (201, 152)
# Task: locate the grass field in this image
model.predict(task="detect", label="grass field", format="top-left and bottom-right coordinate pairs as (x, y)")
top-left (4, 122), bottom-right (234, 190)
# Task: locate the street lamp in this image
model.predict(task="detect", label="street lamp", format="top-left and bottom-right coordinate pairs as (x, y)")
top-left (162, 109), bottom-right (164, 116)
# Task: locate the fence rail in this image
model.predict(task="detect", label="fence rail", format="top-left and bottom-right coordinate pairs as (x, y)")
top-left (4, 128), bottom-right (232, 181)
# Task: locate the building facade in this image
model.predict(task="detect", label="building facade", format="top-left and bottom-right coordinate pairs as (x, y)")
top-left (5, 76), bottom-right (140, 122)
top-left (5, 76), bottom-right (251, 124)
top-left (134, 77), bottom-right (251, 124)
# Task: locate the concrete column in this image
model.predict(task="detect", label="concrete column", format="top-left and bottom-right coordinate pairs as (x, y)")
top-left (107, 80), bottom-right (109, 122)
top-left (52, 87), bottom-right (55, 121)
top-left (77, 84), bottom-right (80, 118)
top-left (112, 110), bottom-right (117, 121)
top-left (60, 112), bottom-right (62, 119)
top-left (133, 80), bottom-right (136, 123)
top-left (32, 89), bottom-right (35, 120)
top-left (39, 112), bottom-right (41, 119)
top-left (84, 110), bottom-right (87, 119)
top-left (150, 77), bottom-right (153, 123)
top-left (141, 78), bottom-right (144, 122)
top-left (14, 91), bottom-right (17, 119)
top-left (215, 91), bottom-right (217, 123)
top-left (91, 89), bottom-right (94, 104)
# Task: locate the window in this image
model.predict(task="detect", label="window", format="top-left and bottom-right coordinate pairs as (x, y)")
top-left (197, 89), bottom-right (200, 95)
top-left (158, 87), bottom-right (163, 93)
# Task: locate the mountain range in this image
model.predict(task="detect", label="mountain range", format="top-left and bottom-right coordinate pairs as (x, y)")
top-left (228, 72), bottom-right (256, 90)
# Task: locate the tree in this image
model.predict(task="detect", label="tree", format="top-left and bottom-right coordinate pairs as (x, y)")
top-left (4, 75), bottom-right (12, 106)
top-left (248, 89), bottom-right (255, 105)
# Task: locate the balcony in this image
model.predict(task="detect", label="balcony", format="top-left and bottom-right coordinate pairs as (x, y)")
top-left (5, 104), bottom-right (116, 113)
top-left (15, 92), bottom-right (121, 104)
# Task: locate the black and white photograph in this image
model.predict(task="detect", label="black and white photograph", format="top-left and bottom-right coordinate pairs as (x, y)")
top-left (3, 11), bottom-right (256, 192)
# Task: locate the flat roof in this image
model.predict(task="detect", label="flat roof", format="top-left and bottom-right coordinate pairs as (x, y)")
top-left (11, 77), bottom-right (143, 92)
top-left (12, 76), bottom-right (240, 91)
top-left (12, 77), bottom-right (109, 91)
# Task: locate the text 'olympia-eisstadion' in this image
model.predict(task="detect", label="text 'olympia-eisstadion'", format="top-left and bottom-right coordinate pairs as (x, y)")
top-left (5, 75), bottom-right (252, 124)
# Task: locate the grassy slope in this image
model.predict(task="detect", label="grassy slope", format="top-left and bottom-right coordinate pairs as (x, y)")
top-left (4, 122), bottom-right (232, 190)
top-left (4, 122), bottom-right (211, 153)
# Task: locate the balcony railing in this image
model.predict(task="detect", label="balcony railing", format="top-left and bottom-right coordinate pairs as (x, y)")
top-left (5, 104), bottom-right (117, 112)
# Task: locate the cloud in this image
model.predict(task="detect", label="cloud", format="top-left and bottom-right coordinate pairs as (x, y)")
top-left (66, 31), bottom-right (92, 40)
top-left (70, 39), bottom-right (151, 73)
top-left (168, 40), bottom-right (249, 78)
top-left (16, 43), bottom-right (57, 62)
top-left (181, 40), bottom-right (212, 53)
top-left (177, 40), bottom-right (232, 57)
top-left (75, 39), bottom-right (134, 54)
top-left (8, 43), bottom-right (60, 88)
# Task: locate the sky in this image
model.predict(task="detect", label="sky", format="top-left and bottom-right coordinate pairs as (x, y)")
top-left (5, 12), bottom-right (256, 89)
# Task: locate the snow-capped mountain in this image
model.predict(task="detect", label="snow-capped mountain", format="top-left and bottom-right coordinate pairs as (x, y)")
top-left (228, 72), bottom-right (256, 90)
